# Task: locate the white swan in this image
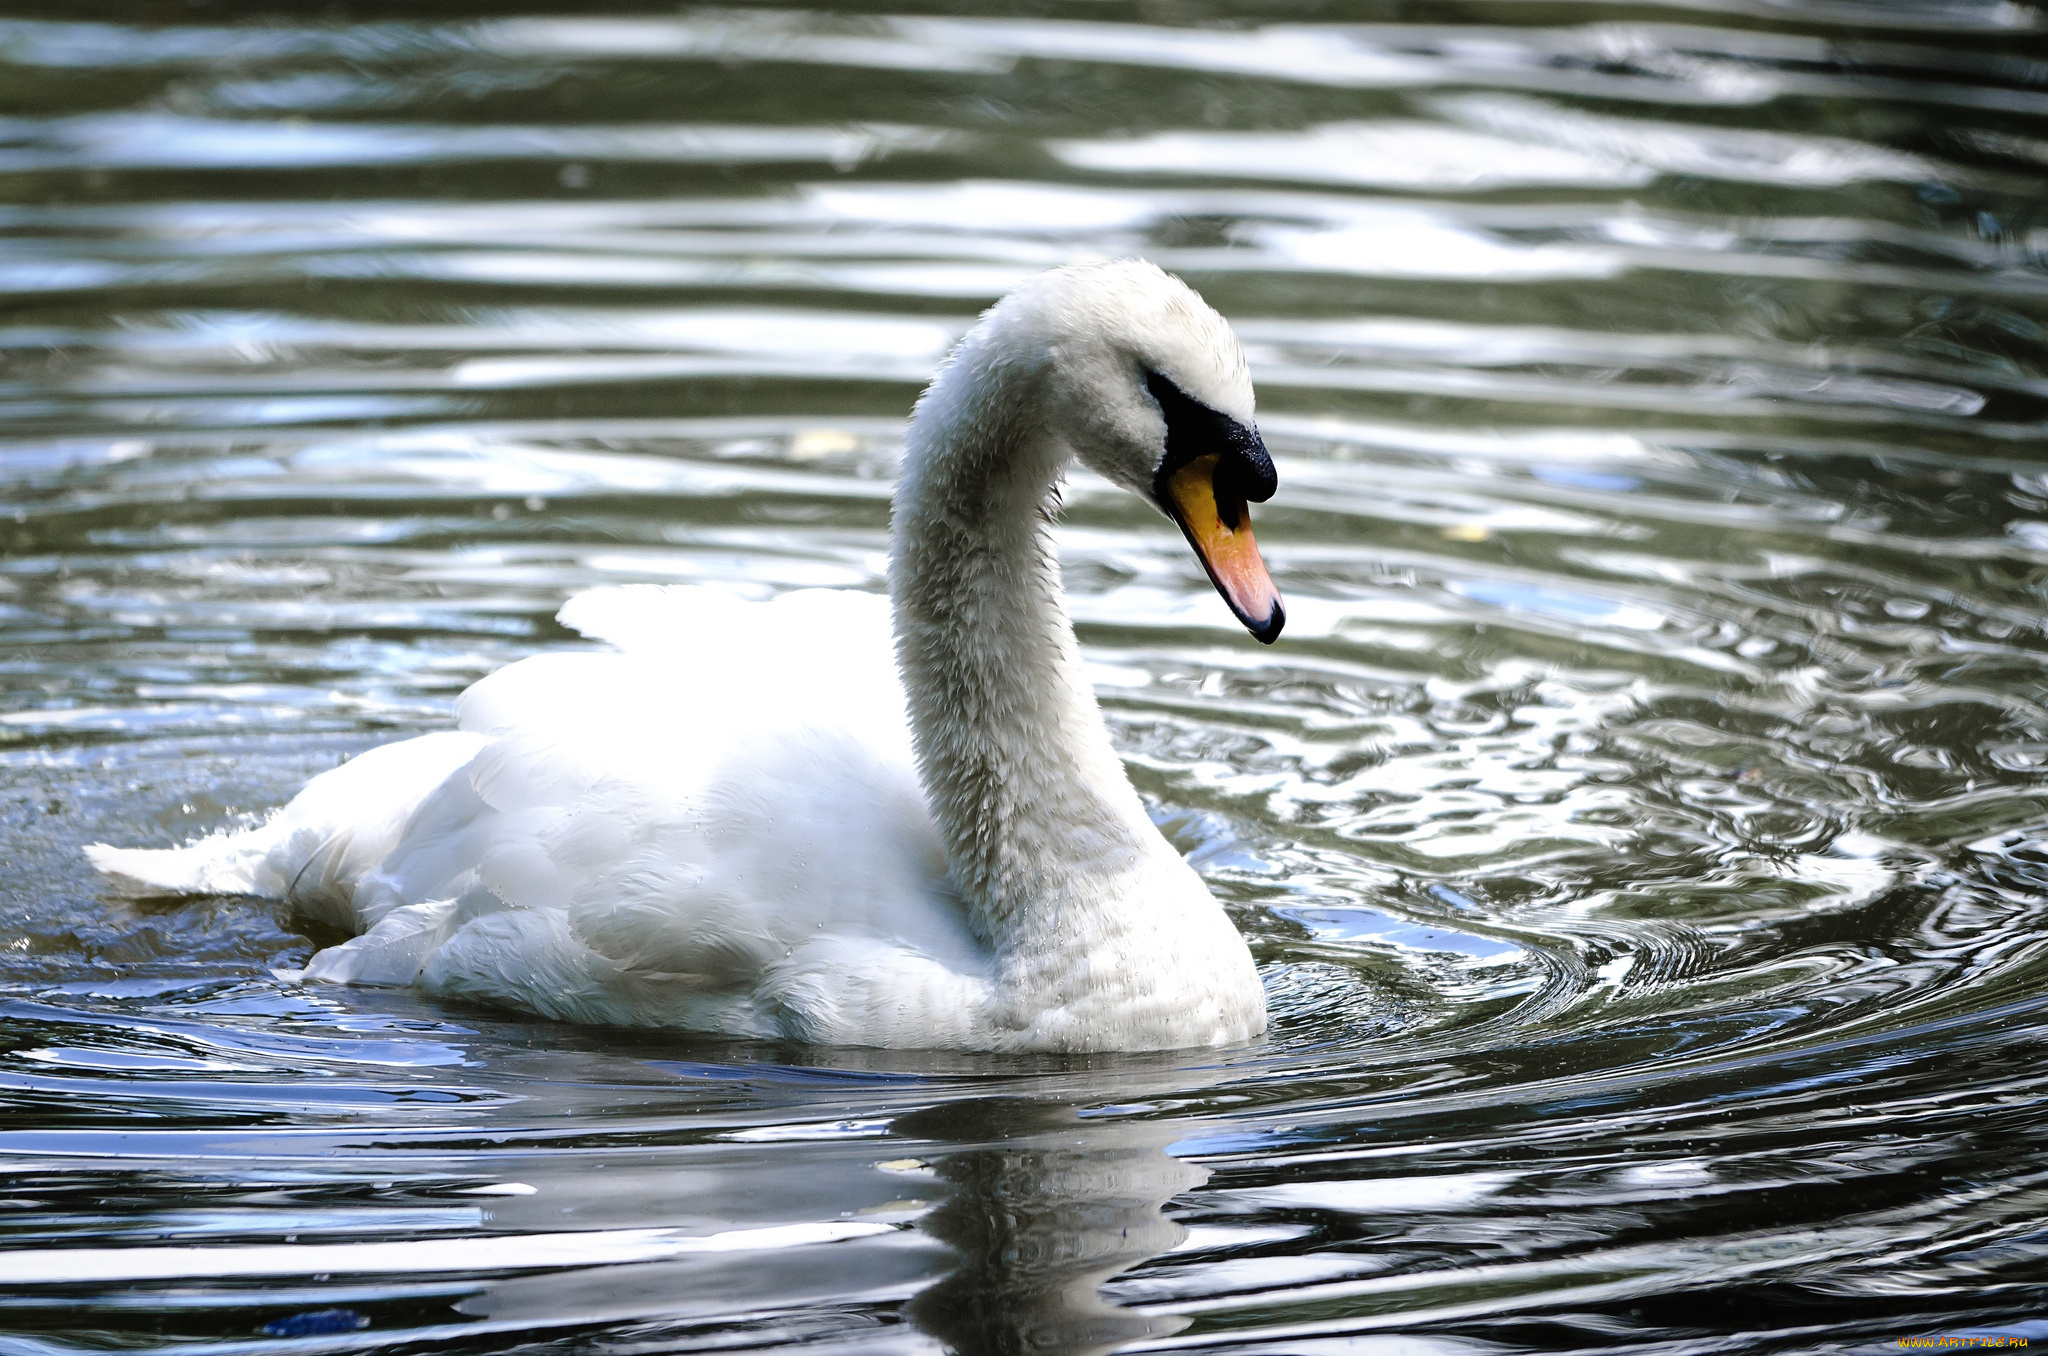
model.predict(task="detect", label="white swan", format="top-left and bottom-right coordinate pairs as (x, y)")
top-left (85, 260), bottom-right (1286, 1052)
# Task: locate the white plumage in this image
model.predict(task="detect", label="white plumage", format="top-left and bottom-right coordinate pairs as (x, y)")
top-left (86, 260), bottom-right (1275, 1051)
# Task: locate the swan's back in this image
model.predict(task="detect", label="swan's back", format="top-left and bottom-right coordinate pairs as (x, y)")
top-left (92, 586), bottom-right (990, 1043)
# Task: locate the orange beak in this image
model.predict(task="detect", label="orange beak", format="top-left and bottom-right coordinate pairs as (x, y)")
top-left (1162, 452), bottom-right (1285, 644)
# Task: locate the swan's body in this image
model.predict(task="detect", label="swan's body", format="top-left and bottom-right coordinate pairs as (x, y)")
top-left (86, 261), bottom-right (1283, 1051)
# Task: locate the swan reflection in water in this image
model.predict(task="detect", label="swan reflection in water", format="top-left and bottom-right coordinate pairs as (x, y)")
top-left (901, 1098), bottom-right (1206, 1356)
top-left (452, 1091), bottom-right (1206, 1352)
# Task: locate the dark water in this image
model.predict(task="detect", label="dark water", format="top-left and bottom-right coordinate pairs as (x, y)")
top-left (5, 1), bottom-right (2048, 1351)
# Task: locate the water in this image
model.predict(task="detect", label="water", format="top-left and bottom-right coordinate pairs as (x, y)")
top-left (4, 0), bottom-right (2048, 1350)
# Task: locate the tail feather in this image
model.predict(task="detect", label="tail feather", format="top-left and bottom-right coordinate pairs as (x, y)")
top-left (82, 730), bottom-right (488, 922)
top-left (82, 829), bottom-right (278, 899)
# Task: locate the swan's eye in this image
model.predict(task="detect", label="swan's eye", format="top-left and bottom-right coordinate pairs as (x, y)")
top-left (1143, 370), bottom-right (1275, 512)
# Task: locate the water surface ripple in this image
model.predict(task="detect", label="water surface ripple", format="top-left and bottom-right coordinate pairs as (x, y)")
top-left (3, 1), bottom-right (2047, 1351)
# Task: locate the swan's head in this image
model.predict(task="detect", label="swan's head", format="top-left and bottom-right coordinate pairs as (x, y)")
top-left (1015, 260), bottom-right (1285, 644)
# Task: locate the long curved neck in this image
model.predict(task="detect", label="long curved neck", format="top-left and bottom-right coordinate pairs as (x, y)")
top-left (890, 331), bottom-right (1165, 946)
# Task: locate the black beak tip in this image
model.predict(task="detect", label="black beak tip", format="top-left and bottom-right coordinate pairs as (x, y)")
top-left (1246, 602), bottom-right (1285, 645)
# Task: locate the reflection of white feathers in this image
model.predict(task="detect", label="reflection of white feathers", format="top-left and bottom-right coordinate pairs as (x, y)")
top-left (86, 260), bottom-right (1270, 1051)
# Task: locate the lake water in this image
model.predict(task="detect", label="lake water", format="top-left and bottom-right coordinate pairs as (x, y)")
top-left (4, 1), bottom-right (2048, 1351)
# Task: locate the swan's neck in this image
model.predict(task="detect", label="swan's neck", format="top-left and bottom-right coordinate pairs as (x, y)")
top-left (889, 341), bottom-right (1169, 952)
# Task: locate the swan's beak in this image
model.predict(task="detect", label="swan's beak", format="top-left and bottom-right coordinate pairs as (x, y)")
top-left (1163, 452), bottom-right (1285, 644)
